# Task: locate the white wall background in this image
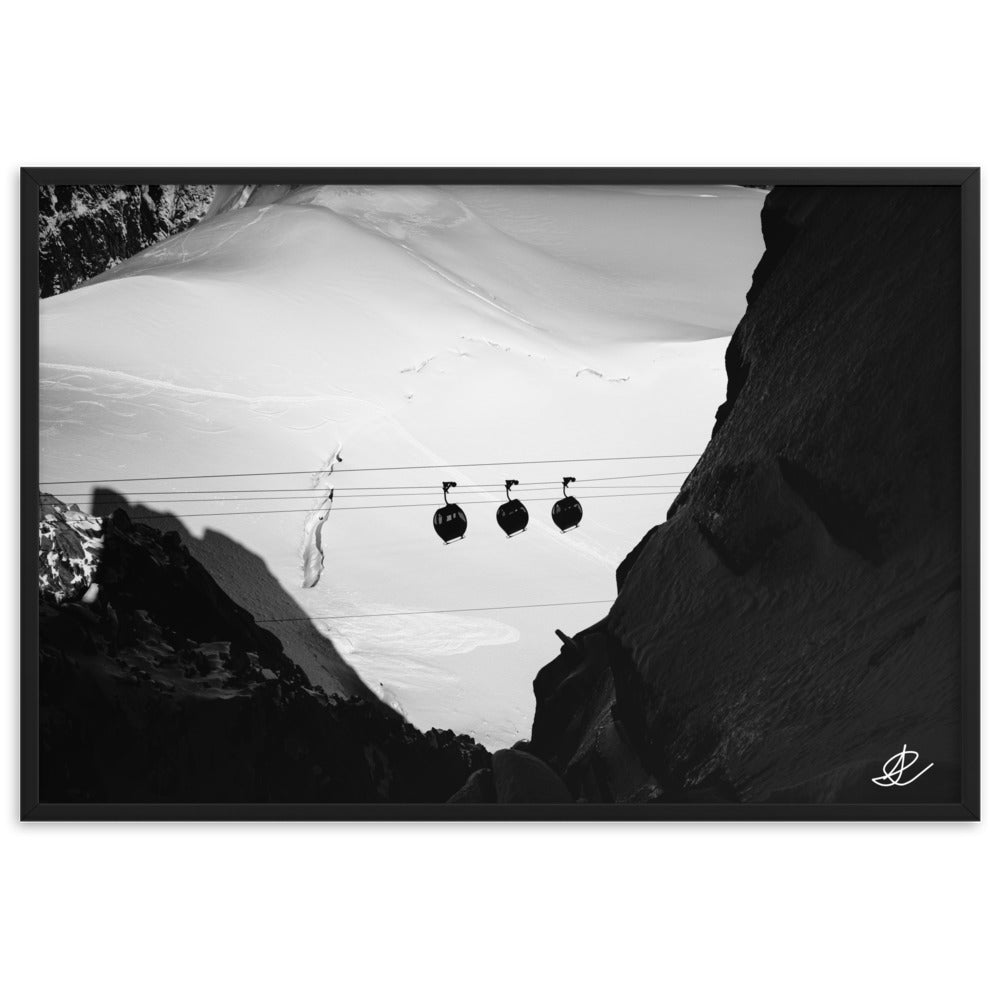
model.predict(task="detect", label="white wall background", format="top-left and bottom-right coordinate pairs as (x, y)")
top-left (1, 3), bottom-right (994, 997)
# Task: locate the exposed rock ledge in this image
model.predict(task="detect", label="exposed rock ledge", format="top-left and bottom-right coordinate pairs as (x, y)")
top-left (529, 186), bottom-right (963, 804)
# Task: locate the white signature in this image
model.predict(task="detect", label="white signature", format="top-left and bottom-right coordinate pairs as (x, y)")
top-left (871, 744), bottom-right (935, 787)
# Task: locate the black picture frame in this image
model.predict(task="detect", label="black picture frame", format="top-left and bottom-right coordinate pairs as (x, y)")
top-left (20, 167), bottom-right (981, 821)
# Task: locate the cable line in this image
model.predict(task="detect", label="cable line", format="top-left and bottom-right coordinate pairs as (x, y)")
top-left (49, 470), bottom-right (691, 499)
top-left (38, 452), bottom-right (703, 486)
top-left (68, 484), bottom-right (683, 505)
top-left (255, 598), bottom-right (615, 625)
top-left (67, 489), bottom-right (680, 520)
top-left (577, 470), bottom-right (691, 483)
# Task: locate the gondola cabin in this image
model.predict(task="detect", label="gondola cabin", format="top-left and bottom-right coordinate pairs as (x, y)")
top-left (496, 479), bottom-right (529, 537)
top-left (433, 482), bottom-right (467, 543)
top-left (551, 476), bottom-right (583, 532)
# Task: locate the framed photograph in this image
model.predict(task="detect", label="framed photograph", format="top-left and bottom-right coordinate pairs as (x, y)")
top-left (21, 168), bottom-right (980, 820)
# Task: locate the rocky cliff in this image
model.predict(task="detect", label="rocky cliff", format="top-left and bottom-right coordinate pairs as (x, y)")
top-left (530, 186), bottom-right (963, 803)
top-left (38, 495), bottom-right (488, 803)
top-left (38, 185), bottom-right (214, 297)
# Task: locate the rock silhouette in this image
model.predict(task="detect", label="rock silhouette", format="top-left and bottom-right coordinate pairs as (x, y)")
top-left (530, 186), bottom-right (964, 804)
top-left (38, 494), bottom-right (488, 803)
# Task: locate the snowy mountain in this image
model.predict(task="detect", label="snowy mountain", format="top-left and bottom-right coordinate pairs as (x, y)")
top-left (39, 183), bottom-right (765, 749)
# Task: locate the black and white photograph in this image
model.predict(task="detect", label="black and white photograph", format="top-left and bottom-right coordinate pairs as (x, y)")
top-left (6, 5), bottom-right (998, 999)
top-left (24, 172), bottom-right (978, 816)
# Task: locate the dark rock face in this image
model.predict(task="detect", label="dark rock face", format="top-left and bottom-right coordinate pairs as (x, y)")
top-left (39, 496), bottom-right (489, 803)
top-left (38, 185), bottom-right (214, 297)
top-left (531, 187), bottom-right (963, 803)
top-left (447, 768), bottom-right (496, 803)
top-left (491, 749), bottom-right (572, 803)
top-left (445, 749), bottom-right (574, 804)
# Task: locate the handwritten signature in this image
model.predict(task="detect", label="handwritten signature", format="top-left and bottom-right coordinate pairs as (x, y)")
top-left (871, 744), bottom-right (935, 787)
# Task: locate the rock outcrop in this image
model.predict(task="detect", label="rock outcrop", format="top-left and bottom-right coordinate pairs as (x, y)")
top-left (38, 495), bottom-right (488, 803)
top-left (491, 749), bottom-right (573, 803)
top-left (530, 186), bottom-right (963, 803)
top-left (38, 495), bottom-right (103, 603)
top-left (38, 184), bottom-right (214, 297)
top-left (445, 748), bottom-right (572, 803)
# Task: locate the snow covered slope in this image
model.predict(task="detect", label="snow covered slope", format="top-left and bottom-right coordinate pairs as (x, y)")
top-left (39, 184), bottom-right (765, 749)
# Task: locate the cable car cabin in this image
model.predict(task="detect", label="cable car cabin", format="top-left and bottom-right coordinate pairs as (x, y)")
top-left (433, 482), bottom-right (467, 544)
top-left (434, 504), bottom-right (468, 543)
top-left (496, 499), bottom-right (529, 537)
top-left (551, 496), bottom-right (582, 532)
top-left (496, 479), bottom-right (528, 537)
top-left (551, 476), bottom-right (582, 532)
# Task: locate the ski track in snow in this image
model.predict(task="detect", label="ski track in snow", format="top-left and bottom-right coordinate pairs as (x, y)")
top-left (396, 240), bottom-right (549, 335)
top-left (40, 362), bottom-right (360, 405)
top-left (125, 205), bottom-right (275, 272)
top-left (327, 203), bottom-right (553, 337)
